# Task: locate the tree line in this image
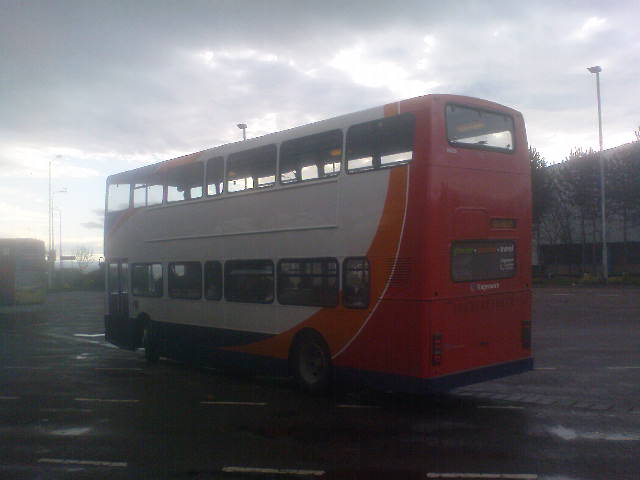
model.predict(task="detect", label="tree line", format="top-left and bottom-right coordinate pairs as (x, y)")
top-left (531, 129), bottom-right (640, 275)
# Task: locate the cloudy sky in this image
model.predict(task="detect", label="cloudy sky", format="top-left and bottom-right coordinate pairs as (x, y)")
top-left (1, 0), bottom-right (638, 257)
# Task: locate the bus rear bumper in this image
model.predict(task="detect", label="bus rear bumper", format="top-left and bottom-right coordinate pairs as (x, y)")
top-left (336, 357), bottom-right (534, 394)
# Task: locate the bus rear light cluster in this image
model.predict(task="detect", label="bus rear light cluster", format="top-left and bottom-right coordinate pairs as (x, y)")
top-left (432, 333), bottom-right (443, 366)
top-left (521, 320), bottom-right (532, 349)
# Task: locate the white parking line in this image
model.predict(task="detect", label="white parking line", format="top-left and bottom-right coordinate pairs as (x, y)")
top-left (201, 401), bottom-right (267, 406)
top-left (73, 333), bottom-right (105, 337)
top-left (38, 458), bottom-right (127, 468)
top-left (0, 396), bottom-right (19, 400)
top-left (222, 466), bottom-right (324, 476)
top-left (4, 366), bottom-right (51, 370)
top-left (426, 474), bottom-right (537, 479)
top-left (95, 367), bottom-right (144, 371)
top-left (75, 398), bottom-right (139, 403)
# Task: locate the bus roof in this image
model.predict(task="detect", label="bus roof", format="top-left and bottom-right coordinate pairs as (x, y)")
top-left (107, 94), bottom-right (521, 184)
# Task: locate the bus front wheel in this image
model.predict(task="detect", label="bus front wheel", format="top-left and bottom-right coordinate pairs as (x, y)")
top-left (142, 321), bottom-right (159, 364)
top-left (291, 330), bottom-right (332, 395)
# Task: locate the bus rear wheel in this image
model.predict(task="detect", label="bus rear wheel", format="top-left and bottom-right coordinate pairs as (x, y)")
top-left (142, 321), bottom-right (159, 364)
top-left (291, 330), bottom-right (332, 395)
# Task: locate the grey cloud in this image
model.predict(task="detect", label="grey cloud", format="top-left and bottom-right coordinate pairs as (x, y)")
top-left (81, 221), bottom-right (103, 230)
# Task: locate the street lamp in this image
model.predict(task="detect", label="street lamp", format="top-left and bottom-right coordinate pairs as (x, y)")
top-left (587, 65), bottom-right (607, 280)
top-left (237, 123), bottom-right (247, 141)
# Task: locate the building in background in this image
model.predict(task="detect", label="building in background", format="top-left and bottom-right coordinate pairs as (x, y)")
top-left (537, 141), bottom-right (640, 276)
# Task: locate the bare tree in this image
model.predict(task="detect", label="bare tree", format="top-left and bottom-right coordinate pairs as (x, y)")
top-left (530, 147), bottom-right (553, 268)
top-left (74, 246), bottom-right (94, 272)
top-left (557, 148), bottom-right (601, 273)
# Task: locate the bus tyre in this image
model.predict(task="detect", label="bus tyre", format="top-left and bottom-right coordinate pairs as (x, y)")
top-left (291, 330), bottom-right (332, 395)
top-left (142, 321), bottom-right (159, 364)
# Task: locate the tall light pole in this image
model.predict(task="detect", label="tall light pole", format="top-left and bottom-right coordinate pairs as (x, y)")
top-left (587, 65), bottom-right (607, 280)
top-left (237, 123), bottom-right (247, 141)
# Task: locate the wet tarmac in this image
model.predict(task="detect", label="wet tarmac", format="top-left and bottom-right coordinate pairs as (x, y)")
top-left (0, 288), bottom-right (639, 479)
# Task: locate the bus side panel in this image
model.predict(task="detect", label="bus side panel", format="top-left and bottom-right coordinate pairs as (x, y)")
top-left (427, 290), bottom-right (531, 379)
top-left (333, 300), bottom-right (427, 379)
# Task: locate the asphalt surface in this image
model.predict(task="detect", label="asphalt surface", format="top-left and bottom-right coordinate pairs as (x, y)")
top-left (0, 288), bottom-right (638, 480)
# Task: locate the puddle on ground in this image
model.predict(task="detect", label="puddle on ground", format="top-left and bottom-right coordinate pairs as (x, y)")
top-left (50, 427), bottom-right (92, 436)
top-left (548, 425), bottom-right (639, 441)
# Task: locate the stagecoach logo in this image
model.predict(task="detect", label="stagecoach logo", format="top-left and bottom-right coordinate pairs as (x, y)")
top-left (471, 282), bottom-right (500, 292)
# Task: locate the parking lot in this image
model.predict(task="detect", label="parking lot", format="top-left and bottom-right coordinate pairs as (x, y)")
top-left (1, 288), bottom-right (638, 479)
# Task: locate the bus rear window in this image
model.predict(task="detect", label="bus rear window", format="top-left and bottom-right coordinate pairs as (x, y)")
top-left (451, 240), bottom-right (516, 282)
top-left (446, 105), bottom-right (515, 152)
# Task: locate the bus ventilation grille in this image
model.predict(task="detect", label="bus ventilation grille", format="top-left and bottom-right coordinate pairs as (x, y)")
top-left (384, 258), bottom-right (411, 288)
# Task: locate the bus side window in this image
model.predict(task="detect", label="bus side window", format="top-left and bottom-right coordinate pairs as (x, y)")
top-left (107, 183), bottom-right (131, 212)
top-left (131, 263), bottom-right (163, 297)
top-left (277, 258), bottom-right (339, 307)
top-left (343, 257), bottom-right (370, 309)
top-left (346, 113), bottom-right (415, 172)
top-left (227, 145), bottom-right (276, 193)
top-left (224, 259), bottom-right (274, 303)
top-left (168, 262), bottom-right (202, 299)
top-left (133, 171), bottom-right (164, 208)
top-left (167, 162), bottom-right (204, 202)
top-left (206, 157), bottom-right (224, 196)
top-left (279, 130), bottom-right (342, 184)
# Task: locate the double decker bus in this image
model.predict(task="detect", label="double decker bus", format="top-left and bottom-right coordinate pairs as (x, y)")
top-left (0, 238), bottom-right (46, 306)
top-left (104, 94), bottom-right (532, 393)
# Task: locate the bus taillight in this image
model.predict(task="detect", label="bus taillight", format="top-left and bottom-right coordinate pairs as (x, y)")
top-left (432, 333), bottom-right (443, 366)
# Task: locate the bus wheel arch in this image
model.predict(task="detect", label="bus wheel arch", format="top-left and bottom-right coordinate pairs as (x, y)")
top-left (289, 328), bottom-right (333, 395)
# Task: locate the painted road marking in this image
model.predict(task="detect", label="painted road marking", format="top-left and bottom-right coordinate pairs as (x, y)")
top-left (478, 405), bottom-right (525, 410)
top-left (201, 401), bottom-right (267, 406)
top-left (41, 408), bottom-right (93, 413)
top-left (75, 398), bottom-right (139, 403)
top-left (607, 366), bottom-right (640, 369)
top-left (4, 366), bottom-right (51, 370)
top-left (95, 367), bottom-right (144, 371)
top-left (73, 333), bottom-right (105, 337)
top-left (222, 466), bottom-right (324, 476)
top-left (38, 458), bottom-right (127, 468)
top-left (427, 474), bottom-right (537, 479)
top-left (0, 396), bottom-right (19, 400)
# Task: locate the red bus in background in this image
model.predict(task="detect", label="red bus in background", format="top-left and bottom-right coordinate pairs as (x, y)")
top-left (104, 94), bottom-right (532, 393)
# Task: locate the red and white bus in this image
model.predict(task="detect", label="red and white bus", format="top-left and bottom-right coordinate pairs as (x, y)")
top-left (104, 94), bottom-right (532, 393)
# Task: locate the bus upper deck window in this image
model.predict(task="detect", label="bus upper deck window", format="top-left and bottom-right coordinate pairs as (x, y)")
top-left (227, 145), bottom-right (276, 193)
top-left (206, 157), bottom-right (224, 196)
top-left (107, 183), bottom-right (131, 212)
top-left (446, 104), bottom-right (515, 152)
top-left (346, 113), bottom-right (415, 173)
top-left (280, 130), bottom-right (342, 184)
top-left (166, 162), bottom-right (204, 202)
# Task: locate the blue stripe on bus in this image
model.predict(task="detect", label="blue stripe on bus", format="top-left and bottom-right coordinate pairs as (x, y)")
top-left (335, 357), bottom-right (534, 394)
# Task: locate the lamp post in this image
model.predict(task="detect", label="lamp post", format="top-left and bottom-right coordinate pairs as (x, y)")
top-left (50, 188), bottom-right (67, 287)
top-left (237, 123), bottom-right (247, 141)
top-left (587, 65), bottom-right (607, 280)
